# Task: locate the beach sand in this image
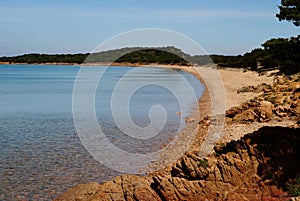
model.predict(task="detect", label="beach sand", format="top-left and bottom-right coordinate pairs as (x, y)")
top-left (139, 65), bottom-right (275, 110)
top-left (56, 64), bottom-right (299, 200)
top-left (142, 65), bottom-right (288, 167)
top-left (165, 65), bottom-right (296, 147)
top-left (138, 65), bottom-right (278, 172)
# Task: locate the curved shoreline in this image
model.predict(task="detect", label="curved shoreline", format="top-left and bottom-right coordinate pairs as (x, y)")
top-left (54, 64), bottom-right (213, 200)
top-left (0, 62), bottom-right (192, 67)
top-left (55, 66), bottom-right (299, 200)
top-left (3, 63), bottom-right (286, 200)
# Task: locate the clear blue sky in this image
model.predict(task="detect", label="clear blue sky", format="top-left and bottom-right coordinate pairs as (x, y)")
top-left (0, 0), bottom-right (298, 56)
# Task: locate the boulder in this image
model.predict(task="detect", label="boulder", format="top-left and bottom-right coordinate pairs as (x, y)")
top-left (233, 109), bottom-right (257, 122)
top-left (55, 175), bottom-right (161, 201)
top-left (257, 101), bottom-right (274, 120)
top-left (275, 105), bottom-right (290, 117)
top-left (55, 127), bottom-right (300, 201)
top-left (237, 86), bottom-right (255, 93)
top-left (185, 117), bottom-right (195, 123)
top-left (53, 182), bottom-right (101, 201)
top-left (226, 106), bottom-right (241, 118)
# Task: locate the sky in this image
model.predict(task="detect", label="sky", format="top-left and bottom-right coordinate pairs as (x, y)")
top-left (0, 0), bottom-right (299, 56)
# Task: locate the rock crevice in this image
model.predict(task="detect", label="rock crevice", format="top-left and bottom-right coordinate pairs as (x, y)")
top-left (55, 126), bottom-right (300, 201)
top-left (55, 75), bottom-right (300, 201)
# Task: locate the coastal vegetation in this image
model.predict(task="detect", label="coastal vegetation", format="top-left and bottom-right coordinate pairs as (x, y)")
top-left (0, 1), bottom-right (299, 76)
top-left (0, 53), bottom-right (89, 64)
top-left (211, 35), bottom-right (300, 75)
top-left (85, 47), bottom-right (190, 65)
top-left (288, 175), bottom-right (300, 197)
top-left (55, 1), bottom-right (300, 199)
top-left (0, 47), bottom-right (190, 65)
top-left (276, 0), bottom-right (300, 26)
top-left (1, 39), bottom-right (299, 75)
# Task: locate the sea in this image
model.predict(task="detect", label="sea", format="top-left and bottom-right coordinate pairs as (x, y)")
top-left (0, 64), bottom-right (204, 200)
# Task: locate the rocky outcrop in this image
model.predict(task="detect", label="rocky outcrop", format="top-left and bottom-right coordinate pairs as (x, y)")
top-left (153, 126), bottom-right (300, 201)
top-left (55, 126), bottom-right (300, 201)
top-left (55, 175), bottom-right (160, 201)
top-left (55, 75), bottom-right (300, 201)
top-left (237, 83), bottom-right (272, 94)
top-left (227, 77), bottom-right (300, 124)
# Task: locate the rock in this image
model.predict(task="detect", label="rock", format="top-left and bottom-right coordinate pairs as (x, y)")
top-left (257, 101), bottom-right (274, 120)
top-left (256, 83), bottom-right (272, 93)
top-left (237, 85), bottom-right (256, 93)
top-left (55, 176), bottom-right (161, 201)
top-left (245, 109), bottom-right (257, 121)
top-left (232, 109), bottom-right (257, 122)
top-left (175, 111), bottom-right (181, 115)
top-left (277, 77), bottom-right (286, 85)
top-left (214, 141), bottom-right (226, 154)
top-left (293, 83), bottom-right (300, 94)
top-left (55, 74), bottom-right (300, 201)
top-left (241, 101), bottom-right (250, 109)
top-left (277, 95), bottom-right (288, 105)
top-left (185, 117), bottom-right (195, 123)
top-left (158, 135), bottom-right (270, 200)
top-left (237, 84), bottom-right (272, 94)
top-left (275, 105), bottom-right (290, 117)
top-left (262, 86), bottom-right (272, 93)
top-left (278, 85), bottom-right (291, 92)
top-left (53, 182), bottom-right (101, 201)
top-left (269, 185), bottom-right (288, 198)
top-left (55, 127), bottom-right (300, 201)
top-left (226, 106), bottom-right (241, 118)
top-left (291, 93), bottom-right (300, 101)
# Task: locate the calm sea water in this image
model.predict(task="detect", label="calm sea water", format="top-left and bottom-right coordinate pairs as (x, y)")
top-left (0, 65), bottom-right (204, 200)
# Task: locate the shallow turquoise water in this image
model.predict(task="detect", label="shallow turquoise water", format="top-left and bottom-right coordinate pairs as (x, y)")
top-left (0, 65), bottom-right (204, 200)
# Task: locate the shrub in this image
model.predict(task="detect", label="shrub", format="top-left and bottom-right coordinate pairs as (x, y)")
top-left (288, 175), bottom-right (300, 197)
top-left (198, 159), bottom-right (208, 168)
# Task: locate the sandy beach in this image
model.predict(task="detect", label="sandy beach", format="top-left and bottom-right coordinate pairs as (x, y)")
top-left (4, 63), bottom-right (297, 200)
top-left (145, 65), bottom-right (296, 145)
top-left (139, 64), bottom-right (275, 109)
top-left (55, 64), bottom-right (300, 200)
top-left (141, 65), bottom-right (280, 164)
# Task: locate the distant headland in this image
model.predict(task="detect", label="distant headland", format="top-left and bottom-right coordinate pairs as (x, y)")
top-left (1, 37), bottom-right (299, 75)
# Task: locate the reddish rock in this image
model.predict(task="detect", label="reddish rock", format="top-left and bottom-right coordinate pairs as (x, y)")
top-left (258, 101), bottom-right (274, 120)
top-left (55, 76), bottom-right (300, 201)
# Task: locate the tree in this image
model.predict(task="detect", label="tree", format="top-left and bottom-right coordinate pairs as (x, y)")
top-left (261, 35), bottom-right (300, 74)
top-left (276, 0), bottom-right (300, 26)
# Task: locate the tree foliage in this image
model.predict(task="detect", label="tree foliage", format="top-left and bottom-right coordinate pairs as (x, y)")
top-left (0, 53), bottom-right (88, 64)
top-left (276, 0), bottom-right (300, 26)
top-left (207, 49), bottom-right (265, 71)
top-left (261, 35), bottom-right (300, 74)
top-left (116, 49), bottom-right (189, 65)
top-left (0, 43), bottom-right (299, 75)
top-left (208, 36), bottom-right (300, 75)
top-left (0, 47), bottom-right (191, 66)
top-left (82, 46), bottom-right (191, 65)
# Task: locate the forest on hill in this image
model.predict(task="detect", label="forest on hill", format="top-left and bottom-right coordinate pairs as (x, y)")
top-left (1, 1), bottom-right (299, 75)
top-left (0, 47), bottom-right (190, 65)
top-left (1, 39), bottom-right (299, 75)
